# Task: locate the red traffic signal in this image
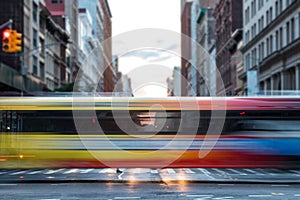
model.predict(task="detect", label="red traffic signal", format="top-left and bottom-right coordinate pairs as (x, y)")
top-left (2, 29), bottom-right (22, 53)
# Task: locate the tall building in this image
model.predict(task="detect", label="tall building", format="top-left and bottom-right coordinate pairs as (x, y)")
top-left (196, 0), bottom-right (218, 96)
top-left (78, 0), bottom-right (105, 91)
top-left (40, 2), bottom-right (69, 91)
top-left (242, 0), bottom-right (300, 95)
top-left (45, 0), bottom-right (81, 84)
top-left (214, 0), bottom-right (243, 96)
top-left (181, 0), bottom-right (193, 96)
top-left (99, 0), bottom-right (114, 93)
top-left (0, 0), bottom-right (67, 94)
top-left (77, 8), bottom-right (103, 92)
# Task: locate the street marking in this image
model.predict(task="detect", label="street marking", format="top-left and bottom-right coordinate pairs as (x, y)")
top-left (0, 184), bottom-right (17, 186)
top-left (39, 199), bottom-right (61, 200)
top-left (99, 168), bottom-right (116, 173)
top-left (166, 169), bottom-right (176, 174)
top-left (63, 169), bottom-right (78, 174)
top-left (198, 168), bottom-right (211, 174)
top-left (271, 185), bottom-right (289, 187)
top-left (213, 197), bottom-right (234, 199)
top-left (79, 169), bottom-right (94, 173)
top-left (244, 169), bottom-right (263, 175)
top-left (212, 168), bottom-right (226, 174)
top-left (114, 197), bottom-right (140, 199)
top-left (183, 168), bottom-right (195, 174)
top-left (44, 169), bottom-right (64, 175)
top-left (186, 194), bottom-right (214, 198)
top-left (150, 170), bottom-right (158, 174)
top-left (290, 170), bottom-right (300, 175)
top-left (294, 194), bottom-right (300, 196)
top-left (27, 170), bottom-right (44, 175)
top-left (227, 169), bottom-right (247, 175)
top-left (199, 168), bottom-right (215, 180)
top-left (10, 170), bottom-right (27, 175)
top-left (218, 184), bottom-right (234, 186)
top-left (248, 195), bottom-right (272, 197)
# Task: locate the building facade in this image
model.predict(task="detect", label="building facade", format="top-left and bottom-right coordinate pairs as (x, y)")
top-left (242, 0), bottom-right (300, 95)
top-left (99, 0), bottom-right (115, 93)
top-left (78, 0), bottom-right (105, 91)
top-left (181, 0), bottom-right (193, 96)
top-left (45, 0), bottom-right (81, 85)
top-left (214, 0), bottom-right (243, 96)
top-left (196, 0), bottom-right (218, 96)
top-left (0, 0), bottom-right (44, 93)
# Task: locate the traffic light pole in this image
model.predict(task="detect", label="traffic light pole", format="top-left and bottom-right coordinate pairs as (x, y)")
top-left (0, 19), bottom-right (13, 30)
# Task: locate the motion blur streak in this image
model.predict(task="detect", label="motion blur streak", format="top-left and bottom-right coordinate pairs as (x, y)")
top-left (1, 97), bottom-right (300, 168)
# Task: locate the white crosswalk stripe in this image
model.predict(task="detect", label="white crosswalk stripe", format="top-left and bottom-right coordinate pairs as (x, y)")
top-left (10, 170), bottom-right (28, 175)
top-left (244, 169), bottom-right (264, 175)
top-left (27, 170), bottom-right (44, 175)
top-left (150, 169), bottom-right (158, 174)
top-left (63, 169), bottom-right (79, 174)
top-left (44, 169), bottom-right (64, 175)
top-left (211, 168), bottom-right (226, 174)
top-left (99, 168), bottom-right (116, 173)
top-left (166, 169), bottom-right (176, 174)
top-left (183, 168), bottom-right (195, 174)
top-left (79, 169), bottom-right (94, 174)
top-left (227, 169), bottom-right (247, 176)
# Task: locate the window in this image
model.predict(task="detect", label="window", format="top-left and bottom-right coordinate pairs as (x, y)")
top-left (266, 38), bottom-right (270, 55)
top-left (286, 21), bottom-right (290, 44)
top-left (245, 53), bottom-right (250, 70)
top-left (279, 0), bottom-right (283, 12)
top-left (262, 42), bottom-right (265, 58)
top-left (245, 7), bottom-right (250, 24)
top-left (33, 2), bottom-right (38, 22)
top-left (269, 7), bottom-right (273, 22)
top-left (299, 13), bottom-right (300, 38)
top-left (275, 1), bottom-right (279, 17)
top-left (276, 30), bottom-right (279, 50)
top-left (251, 1), bottom-right (255, 17)
top-left (51, 0), bottom-right (63, 3)
top-left (270, 35), bottom-right (273, 54)
top-left (291, 18), bottom-right (295, 41)
top-left (279, 27), bottom-right (283, 48)
top-left (40, 62), bottom-right (45, 81)
top-left (33, 28), bottom-right (38, 48)
top-left (33, 56), bottom-right (38, 75)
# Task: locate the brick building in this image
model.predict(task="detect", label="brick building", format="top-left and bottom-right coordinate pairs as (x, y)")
top-left (214, 0), bottom-right (243, 96)
top-left (99, 0), bottom-right (114, 92)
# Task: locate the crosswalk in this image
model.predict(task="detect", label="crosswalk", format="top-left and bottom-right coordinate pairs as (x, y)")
top-left (0, 168), bottom-right (299, 176)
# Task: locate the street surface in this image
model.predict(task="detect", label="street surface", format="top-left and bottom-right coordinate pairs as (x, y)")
top-left (1, 182), bottom-right (300, 200)
top-left (1, 168), bottom-right (300, 199)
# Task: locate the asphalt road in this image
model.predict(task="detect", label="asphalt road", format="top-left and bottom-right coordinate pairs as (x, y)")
top-left (1, 182), bottom-right (300, 200)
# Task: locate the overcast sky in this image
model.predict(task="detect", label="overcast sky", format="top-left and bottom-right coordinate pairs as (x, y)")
top-left (108, 0), bottom-right (181, 97)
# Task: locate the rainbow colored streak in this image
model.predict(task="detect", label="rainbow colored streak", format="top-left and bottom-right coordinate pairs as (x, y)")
top-left (1, 97), bottom-right (300, 168)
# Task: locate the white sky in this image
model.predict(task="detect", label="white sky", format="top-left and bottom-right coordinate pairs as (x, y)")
top-left (108, 0), bottom-right (181, 97)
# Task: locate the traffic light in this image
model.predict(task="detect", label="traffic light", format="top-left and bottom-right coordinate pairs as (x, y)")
top-left (12, 31), bottom-right (22, 52)
top-left (2, 29), bottom-right (12, 52)
top-left (2, 29), bottom-right (22, 53)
